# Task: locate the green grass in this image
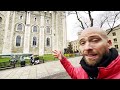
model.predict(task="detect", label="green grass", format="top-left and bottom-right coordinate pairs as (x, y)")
top-left (0, 57), bottom-right (10, 62)
top-left (0, 54), bottom-right (76, 63)
top-left (40, 54), bottom-right (76, 62)
top-left (0, 54), bottom-right (77, 70)
top-left (41, 54), bottom-right (58, 62)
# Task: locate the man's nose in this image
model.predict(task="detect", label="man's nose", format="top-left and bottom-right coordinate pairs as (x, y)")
top-left (84, 42), bottom-right (93, 50)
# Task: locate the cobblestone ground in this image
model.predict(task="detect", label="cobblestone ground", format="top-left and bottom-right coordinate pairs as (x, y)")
top-left (40, 71), bottom-right (71, 79)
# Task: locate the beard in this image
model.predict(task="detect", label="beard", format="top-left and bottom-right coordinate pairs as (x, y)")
top-left (83, 50), bottom-right (109, 67)
top-left (83, 56), bottom-right (102, 66)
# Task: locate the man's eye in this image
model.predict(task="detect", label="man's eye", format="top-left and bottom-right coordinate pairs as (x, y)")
top-left (80, 42), bottom-right (85, 45)
top-left (91, 39), bottom-right (99, 42)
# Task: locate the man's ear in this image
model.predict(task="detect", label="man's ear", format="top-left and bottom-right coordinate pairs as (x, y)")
top-left (107, 40), bottom-right (112, 48)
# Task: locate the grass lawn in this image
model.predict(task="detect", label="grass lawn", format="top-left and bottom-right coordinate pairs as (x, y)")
top-left (0, 54), bottom-right (58, 64)
top-left (0, 54), bottom-right (57, 69)
top-left (41, 54), bottom-right (58, 62)
top-left (0, 54), bottom-right (76, 63)
top-left (0, 54), bottom-right (77, 69)
top-left (0, 57), bottom-right (10, 62)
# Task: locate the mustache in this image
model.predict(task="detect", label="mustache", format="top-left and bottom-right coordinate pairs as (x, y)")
top-left (83, 51), bottom-right (97, 56)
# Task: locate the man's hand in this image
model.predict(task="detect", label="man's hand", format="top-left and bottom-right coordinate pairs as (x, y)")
top-left (52, 50), bottom-right (64, 60)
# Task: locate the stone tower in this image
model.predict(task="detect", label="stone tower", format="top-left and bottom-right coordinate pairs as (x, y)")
top-left (0, 11), bottom-right (67, 56)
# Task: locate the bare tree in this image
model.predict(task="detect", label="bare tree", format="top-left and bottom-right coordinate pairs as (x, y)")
top-left (100, 17), bottom-right (108, 28)
top-left (106, 11), bottom-right (120, 34)
top-left (75, 11), bottom-right (94, 28)
top-left (88, 11), bottom-right (93, 27)
top-left (67, 11), bottom-right (120, 34)
top-left (67, 11), bottom-right (94, 29)
top-left (75, 11), bottom-right (85, 29)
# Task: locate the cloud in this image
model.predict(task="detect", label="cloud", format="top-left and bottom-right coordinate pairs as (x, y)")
top-left (66, 14), bottom-right (78, 41)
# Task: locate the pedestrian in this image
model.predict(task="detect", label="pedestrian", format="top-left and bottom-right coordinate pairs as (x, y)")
top-left (34, 56), bottom-right (40, 65)
top-left (20, 56), bottom-right (25, 67)
top-left (30, 55), bottom-right (34, 65)
top-left (10, 55), bottom-right (16, 68)
top-left (52, 27), bottom-right (120, 79)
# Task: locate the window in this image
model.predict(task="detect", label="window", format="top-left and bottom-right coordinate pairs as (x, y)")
top-left (115, 45), bottom-right (119, 49)
top-left (35, 18), bottom-right (36, 21)
top-left (46, 26), bottom-right (50, 33)
top-left (46, 38), bottom-right (50, 46)
top-left (16, 35), bottom-right (21, 46)
top-left (0, 17), bottom-right (2, 23)
top-left (17, 24), bottom-right (22, 31)
top-left (20, 16), bottom-right (22, 19)
top-left (113, 38), bottom-right (117, 43)
top-left (46, 20), bottom-right (49, 24)
top-left (112, 32), bottom-right (116, 36)
top-left (33, 37), bottom-right (37, 46)
top-left (33, 26), bottom-right (37, 32)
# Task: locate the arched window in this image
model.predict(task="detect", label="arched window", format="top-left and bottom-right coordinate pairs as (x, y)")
top-left (46, 38), bottom-right (50, 46)
top-left (35, 18), bottom-right (36, 21)
top-left (33, 26), bottom-right (37, 32)
top-left (33, 37), bottom-right (37, 46)
top-left (17, 24), bottom-right (22, 31)
top-left (20, 16), bottom-right (22, 19)
top-left (16, 35), bottom-right (21, 46)
top-left (46, 26), bottom-right (50, 33)
top-left (0, 17), bottom-right (2, 23)
top-left (46, 20), bottom-right (49, 24)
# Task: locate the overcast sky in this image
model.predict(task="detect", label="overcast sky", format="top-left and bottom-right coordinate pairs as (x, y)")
top-left (66, 14), bottom-right (78, 41)
top-left (66, 11), bottom-right (116, 41)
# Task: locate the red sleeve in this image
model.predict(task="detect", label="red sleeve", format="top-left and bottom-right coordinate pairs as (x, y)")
top-left (60, 57), bottom-right (78, 79)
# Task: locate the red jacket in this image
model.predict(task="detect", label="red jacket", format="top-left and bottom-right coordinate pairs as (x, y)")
top-left (60, 55), bottom-right (120, 79)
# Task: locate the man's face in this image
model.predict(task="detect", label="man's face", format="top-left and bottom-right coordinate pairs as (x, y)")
top-left (79, 30), bottom-right (111, 66)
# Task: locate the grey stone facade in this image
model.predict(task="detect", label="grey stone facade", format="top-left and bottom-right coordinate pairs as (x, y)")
top-left (0, 11), bottom-right (67, 56)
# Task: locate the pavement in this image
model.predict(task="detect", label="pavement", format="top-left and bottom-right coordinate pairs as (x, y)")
top-left (0, 56), bottom-right (82, 79)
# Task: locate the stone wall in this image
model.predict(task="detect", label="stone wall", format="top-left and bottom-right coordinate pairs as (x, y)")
top-left (0, 11), bottom-right (67, 55)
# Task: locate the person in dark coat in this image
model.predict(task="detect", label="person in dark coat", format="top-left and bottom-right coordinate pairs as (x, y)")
top-left (30, 55), bottom-right (34, 65)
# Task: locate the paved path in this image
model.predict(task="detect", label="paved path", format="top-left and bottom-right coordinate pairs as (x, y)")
top-left (41, 71), bottom-right (71, 79)
top-left (0, 56), bottom-right (82, 79)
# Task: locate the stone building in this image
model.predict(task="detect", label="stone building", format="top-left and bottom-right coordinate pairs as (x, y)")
top-left (106, 24), bottom-right (120, 52)
top-left (71, 40), bottom-right (79, 53)
top-left (0, 11), bottom-right (67, 56)
top-left (70, 25), bottom-right (120, 53)
top-left (70, 31), bottom-right (82, 53)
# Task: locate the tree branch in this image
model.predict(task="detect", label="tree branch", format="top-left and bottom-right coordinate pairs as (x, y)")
top-left (107, 11), bottom-right (120, 35)
top-left (75, 11), bottom-right (85, 29)
top-left (88, 11), bottom-right (93, 27)
top-left (100, 17), bottom-right (108, 28)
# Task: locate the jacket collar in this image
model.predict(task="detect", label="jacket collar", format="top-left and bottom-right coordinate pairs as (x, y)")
top-left (97, 55), bottom-right (120, 79)
top-left (80, 48), bottom-right (118, 78)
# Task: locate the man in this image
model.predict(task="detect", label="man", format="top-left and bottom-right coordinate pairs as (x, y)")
top-left (52, 27), bottom-right (120, 79)
top-left (30, 55), bottom-right (34, 65)
top-left (20, 56), bottom-right (25, 67)
top-left (10, 55), bottom-right (16, 68)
